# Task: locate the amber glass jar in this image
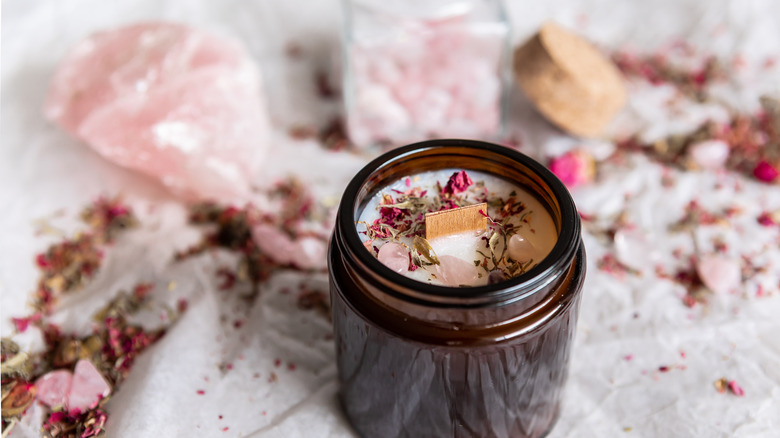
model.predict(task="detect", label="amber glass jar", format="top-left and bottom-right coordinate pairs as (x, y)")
top-left (328, 139), bottom-right (585, 438)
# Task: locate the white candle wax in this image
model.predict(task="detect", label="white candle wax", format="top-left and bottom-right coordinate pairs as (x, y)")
top-left (357, 169), bottom-right (558, 287)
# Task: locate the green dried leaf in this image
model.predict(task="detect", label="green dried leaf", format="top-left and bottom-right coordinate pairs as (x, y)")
top-left (413, 236), bottom-right (440, 265)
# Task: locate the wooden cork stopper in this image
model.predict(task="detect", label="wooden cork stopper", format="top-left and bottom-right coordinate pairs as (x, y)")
top-left (425, 203), bottom-right (487, 241)
top-left (513, 22), bottom-right (627, 137)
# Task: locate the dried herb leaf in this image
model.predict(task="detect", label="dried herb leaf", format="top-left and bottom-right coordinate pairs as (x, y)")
top-left (413, 236), bottom-right (440, 265)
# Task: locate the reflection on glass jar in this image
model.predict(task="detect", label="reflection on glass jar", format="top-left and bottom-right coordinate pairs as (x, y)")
top-left (342, 0), bottom-right (511, 147)
top-left (329, 140), bottom-right (586, 438)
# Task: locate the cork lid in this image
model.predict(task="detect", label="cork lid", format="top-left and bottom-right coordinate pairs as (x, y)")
top-left (513, 22), bottom-right (627, 138)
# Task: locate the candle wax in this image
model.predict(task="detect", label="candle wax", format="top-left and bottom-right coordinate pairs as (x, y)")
top-left (357, 169), bottom-right (558, 286)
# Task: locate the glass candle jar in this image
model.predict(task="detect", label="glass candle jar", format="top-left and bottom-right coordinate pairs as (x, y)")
top-left (329, 139), bottom-right (586, 438)
top-left (342, 0), bottom-right (511, 148)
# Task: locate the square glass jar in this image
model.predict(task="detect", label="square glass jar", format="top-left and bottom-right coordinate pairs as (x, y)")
top-left (342, 0), bottom-right (512, 148)
top-left (329, 139), bottom-right (586, 438)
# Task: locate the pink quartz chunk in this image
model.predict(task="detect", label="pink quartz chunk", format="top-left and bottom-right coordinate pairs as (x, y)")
top-left (252, 224), bottom-right (327, 270)
top-left (35, 370), bottom-right (73, 408)
top-left (696, 254), bottom-right (741, 294)
top-left (613, 228), bottom-right (659, 273)
top-left (68, 360), bottom-right (111, 412)
top-left (507, 233), bottom-right (536, 263)
top-left (377, 242), bottom-right (409, 274)
top-left (433, 255), bottom-right (479, 287)
top-left (44, 22), bottom-right (270, 201)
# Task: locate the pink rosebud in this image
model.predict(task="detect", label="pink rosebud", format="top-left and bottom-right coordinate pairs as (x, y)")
top-left (757, 212), bottom-right (776, 226)
top-left (753, 160), bottom-right (779, 182)
top-left (727, 380), bottom-right (745, 396)
top-left (548, 149), bottom-right (595, 188)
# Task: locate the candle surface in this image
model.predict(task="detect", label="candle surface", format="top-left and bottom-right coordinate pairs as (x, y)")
top-left (357, 169), bottom-right (558, 286)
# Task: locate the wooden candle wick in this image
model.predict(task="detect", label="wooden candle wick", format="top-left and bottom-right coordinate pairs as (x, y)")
top-left (425, 203), bottom-right (488, 240)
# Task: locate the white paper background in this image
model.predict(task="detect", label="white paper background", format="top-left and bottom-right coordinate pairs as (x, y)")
top-left (2, 0), bottom-right (780, 437)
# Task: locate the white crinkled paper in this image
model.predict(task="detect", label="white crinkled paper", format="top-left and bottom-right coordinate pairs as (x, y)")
top-left (2, 0), bottom-right (780, 437)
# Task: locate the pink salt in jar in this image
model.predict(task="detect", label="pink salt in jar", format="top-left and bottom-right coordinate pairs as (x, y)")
top-left (342, 0), bottom-right (511, 147)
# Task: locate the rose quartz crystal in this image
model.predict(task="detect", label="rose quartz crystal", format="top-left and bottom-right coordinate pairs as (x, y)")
top-left (45, 22), bottom-right (270, 201)
top-left (432, 255), bottom-right (479, 287)
top-left (33, 359), bottom-right (110, 412)
top-left (696, 254), bottom-right (741, 294)
top-left (35, 370), bottom-right (73, 408)
top-left (346, 5), bottom-right (507, 147)
top-left (507, 234), bottom-right (535, 262)
top-left (688, 140), bottom-right (730, 170)
top-left (69, 359), bottom-right (111, 411)
top-left (377, 242), bottom-right (409, 274)
top-left (252, 224), bottom-right (327, 270)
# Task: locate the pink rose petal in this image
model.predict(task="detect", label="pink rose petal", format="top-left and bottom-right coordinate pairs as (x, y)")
top-left (35, 370), bottom-right (73, 408)
top-left (753, 160), bottom-right (779, 182)
top-left (68, 360), bottom-right (111, 412)
top-left (377, 242), bottom-right (409, 274)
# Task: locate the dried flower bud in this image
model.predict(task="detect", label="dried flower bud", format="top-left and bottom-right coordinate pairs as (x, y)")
top-left (548, 149), bottom-right (595, 188)
top-left (753, 160), bottom-right (779, 183)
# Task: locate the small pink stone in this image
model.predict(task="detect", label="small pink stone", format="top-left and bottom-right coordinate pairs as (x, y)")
top-left (549, 149), bottom-right (595, 188)
top-left (433, 255), bottom-right (478, 287)
top-left (35, 370), bottom-right (73, 408)
top-left (68, 360), bottom-right (111, 411)
top-left (253, 224), bottom-right (296, 265)
top-left (293, 237), bottom-right (327, 270)
top-left (377, 242), bottom-right (409, 274)
top-left (688, 140), bottom-right (730, 170)
top-left (613, 228), bottom-right (659, 273)
top-left (507, 233), bottom-right (535, 262)
top-left (696, 254), bottom-right (741, 294)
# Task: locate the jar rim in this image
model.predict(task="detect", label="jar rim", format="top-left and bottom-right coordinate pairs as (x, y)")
top-left (336, 139), bottom-right (581, 305)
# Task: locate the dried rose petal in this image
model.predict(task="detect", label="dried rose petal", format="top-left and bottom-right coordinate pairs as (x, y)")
top-left (442, 171), bottom-right (474, 195)
top-left (548, 149), bottom-right (595, 188)
top-left (727, 380), bottom-right (745, 396)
